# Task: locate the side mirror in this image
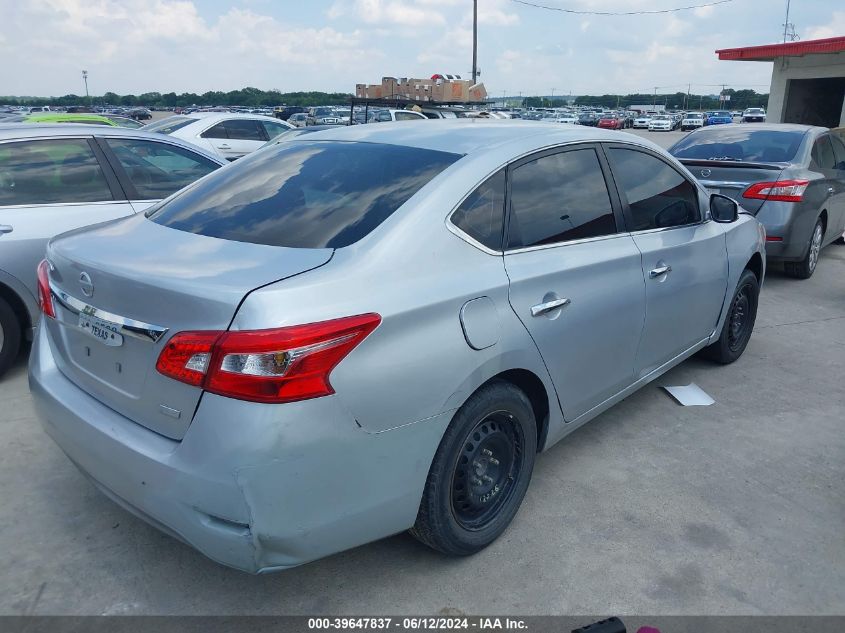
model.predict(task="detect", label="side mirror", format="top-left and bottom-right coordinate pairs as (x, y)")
top-left (710, 193), bottom-right (739, 223)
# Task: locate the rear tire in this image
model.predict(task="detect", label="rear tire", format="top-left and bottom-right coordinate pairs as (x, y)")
top-left (701, 269), bottom-right (759, 364)
top-left (0, 297), bottom-right (21, 379)
top-left (784, 219), bottom-right (823, 279)
top-left (410, 380), bottom-right (537, 556)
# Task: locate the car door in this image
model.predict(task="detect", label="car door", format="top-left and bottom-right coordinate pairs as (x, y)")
top-left (810, 134), bottom-right (845, 244)
top-left (95, 137), bottom-right (222, 213)
top-left (199, 119), bottom-right (267, 160)
top-left (503, 144), bottom-right (646, 422)
top-left (828, 134), bottom-right (845, 238)
top-left (604, 144), bottom-right (728, 379)
top-left (0, 137), bottom-right (131, 297)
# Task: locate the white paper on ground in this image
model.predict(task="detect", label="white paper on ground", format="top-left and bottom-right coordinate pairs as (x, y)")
top-left (662, 383), bottom-right (715, 406)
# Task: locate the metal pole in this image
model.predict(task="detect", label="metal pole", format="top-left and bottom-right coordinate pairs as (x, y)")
top-left (472, 0), bottom-right (478, 84)
top-left (783, 0), bottom-right (790, 43)
top-left (82, 70), bottom-right (89, 105)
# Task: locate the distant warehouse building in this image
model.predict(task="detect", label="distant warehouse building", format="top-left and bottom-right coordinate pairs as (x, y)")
top-left (716, 36), bottom-right (845, 127)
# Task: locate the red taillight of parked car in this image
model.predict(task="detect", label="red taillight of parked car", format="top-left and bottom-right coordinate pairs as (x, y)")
top-left (743, 179), bottom-right (809, 203)
top-left (156, 313), bottom-right (381, 403)
top-left (37, 259), bottom-right (56, 318)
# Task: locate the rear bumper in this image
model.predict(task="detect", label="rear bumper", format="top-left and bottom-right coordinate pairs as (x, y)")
top-left (29, 324), bottom-right (451, 573)
top-left (755, 200), bottom-right (814, 261)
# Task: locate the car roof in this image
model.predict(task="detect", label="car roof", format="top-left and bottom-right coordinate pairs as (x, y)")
top-left (0, 124), bottom-right (227, 162)
top-left (691, 123), bottom-right (824, 133)
top-left (284, 119), bottom-right (663, 155)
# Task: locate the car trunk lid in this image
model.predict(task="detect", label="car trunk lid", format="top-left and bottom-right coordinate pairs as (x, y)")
top-left (678, 159), bottom-right (788, 214)
top-left (44, 214), bottom-right (333, 440)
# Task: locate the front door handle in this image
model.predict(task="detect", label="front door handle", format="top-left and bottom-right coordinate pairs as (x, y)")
top-left (828, 187), bottom-right (835, 194)
top-left (531, 297), bottom-right (570, 317)
top-left (217, 144), bottom-right (231, 149)
top-left (0, 225), bottom-right (13, 235)
top-left (649, 264), bottom-right (672, 278)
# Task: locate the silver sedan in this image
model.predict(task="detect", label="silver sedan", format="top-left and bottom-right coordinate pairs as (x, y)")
top-left (30, 121), bottom-right (765, 573)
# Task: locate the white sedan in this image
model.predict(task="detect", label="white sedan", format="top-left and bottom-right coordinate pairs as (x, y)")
top-left (648, 115), bottom-right (674, 131)
top-left (145, 113), bottom-right (293, 161)
top-left (632, 115), bottom-right (651, 129)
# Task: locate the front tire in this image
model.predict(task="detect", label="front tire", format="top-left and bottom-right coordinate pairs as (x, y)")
top-left (784, 218), bottom-right (823, 279)
top-left (0, 297), bottom-right (22, 379)
top-left (701, 269), bottom-right (759, 364)
top-left (410, 380), bottom-right (537, 556)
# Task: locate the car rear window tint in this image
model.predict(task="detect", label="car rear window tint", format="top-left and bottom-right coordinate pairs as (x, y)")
top-left (144, 116), bottom-right (197, 134)
top-left (670, 129), bottom-right (804, 163)
top-left (0, 139), bottom-right (114, 206)
top-left (149, 140), bottom-right (461, 248)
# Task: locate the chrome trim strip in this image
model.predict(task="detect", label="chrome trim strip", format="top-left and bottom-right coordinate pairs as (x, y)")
top-left (49, 283), bottom-right (169, 343)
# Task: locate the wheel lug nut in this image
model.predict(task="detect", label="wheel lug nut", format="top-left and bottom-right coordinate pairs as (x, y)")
top-left (489, 457), bottom-right (499, 466)
top-left (482, 475), bottom-right (493, 484)
top-left (471, 477), bottom-right (483, 486)
top-left (482, 449), bottom-right (493, 456)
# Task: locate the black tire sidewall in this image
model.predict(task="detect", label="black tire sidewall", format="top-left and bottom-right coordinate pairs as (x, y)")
top-left (418, 381), bottom-right (537, 555)
top-left (0, 298), bottom-right (21, 378)
top-left (717, 269), bottom-right (759, 363)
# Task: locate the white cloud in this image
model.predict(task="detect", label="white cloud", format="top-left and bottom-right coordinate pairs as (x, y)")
top-left (803, 10), bottom-right (845, 40)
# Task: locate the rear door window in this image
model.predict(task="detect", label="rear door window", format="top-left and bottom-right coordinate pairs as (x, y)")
top-left (830, 135), bottom-right (845, 170)
top-left (105, 138), bottom-right (220, 200)
top-left (0, 139), bottom-right (115, 206)
top-left (811, 136), bottom-right (836, 170)
top-left (507, 148), bottom-right (617, 248)
top-left (200, 122), bottom-right (229, 140)
top-left (149, 141), bottom-right (460, 248)
top-left (451, 170), bottom-right (505, 251)
top-left (607, 147), bottom-right (700, 230)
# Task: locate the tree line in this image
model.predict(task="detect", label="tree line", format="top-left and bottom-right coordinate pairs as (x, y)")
top-left (3, 86), bottom-right (769, 110)
top-left (0, 87), bottom-right (353, 108)
top-left (524, 88), bottom-right (769, 111)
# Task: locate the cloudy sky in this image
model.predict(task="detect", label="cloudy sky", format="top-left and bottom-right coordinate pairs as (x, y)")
top-left (0, 0), bottom-right (842, 98)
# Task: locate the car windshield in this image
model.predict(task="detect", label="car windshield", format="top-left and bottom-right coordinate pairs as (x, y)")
top-left (149, 140), bottom-right (461, 249)
top-left (669, 128), bottom-right (805, 163)
top-left (654, 116), bottom-right (670, 121)
top-left (747, 109), bottom-right (765, 114)
top-left (144, 116), bottom-right (197, 134)
top-left (714, 111), bottom-right (731, 117)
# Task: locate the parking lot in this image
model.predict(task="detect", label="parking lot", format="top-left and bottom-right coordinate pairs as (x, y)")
top-left (0, 119), bottom-right (843, 615)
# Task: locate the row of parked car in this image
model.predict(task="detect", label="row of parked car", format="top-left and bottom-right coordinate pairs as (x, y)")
top-left (1, 110), bottom-right (844, 573)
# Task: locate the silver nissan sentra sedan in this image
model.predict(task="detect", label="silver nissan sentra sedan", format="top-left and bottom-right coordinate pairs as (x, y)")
top-left (29, 121), bottom-right (766, 573)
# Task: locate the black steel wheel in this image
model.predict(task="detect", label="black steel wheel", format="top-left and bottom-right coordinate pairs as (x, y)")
top-left (700, 268), bottom-right (759, 364)
top-left (450, 411), bottom-right (525, 531)
top-left (411, 380), bottom-right (537, 556)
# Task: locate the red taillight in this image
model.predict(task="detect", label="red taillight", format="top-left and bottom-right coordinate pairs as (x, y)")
top-left (743, 179), bottom-right (809, 203)
top-left (765, 236), bottom-right (783, 242)
top-left (156, 313), bottom-right (381, 404)
top-left (37, 260), bottom-right (55, 318)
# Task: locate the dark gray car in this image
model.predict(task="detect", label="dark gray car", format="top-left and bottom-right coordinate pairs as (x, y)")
top-left (670, 124), bottom-right (845, 278)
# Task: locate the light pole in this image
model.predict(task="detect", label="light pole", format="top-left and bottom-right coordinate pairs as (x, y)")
top-left (472, 0), bottom-right (478, 84)
top-left (82, 70), bottom-right (89, 105)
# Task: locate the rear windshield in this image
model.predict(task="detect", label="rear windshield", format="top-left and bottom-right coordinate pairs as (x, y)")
top-left (149, 140), bottom-right (461, 248)
top-left (144, 116), bottom-right (197, 134)
top-left (669, 128), bottom-right (805, 163)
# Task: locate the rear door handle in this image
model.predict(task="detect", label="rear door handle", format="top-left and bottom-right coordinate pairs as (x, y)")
top-left (531, 297), bottom-right (570, 317)
top-left (649, 265), bottom-right (672, 278)
top-left (828, 187), bottom-right (835, 194)
top-left (0, 225), bottom-right (13, 235)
